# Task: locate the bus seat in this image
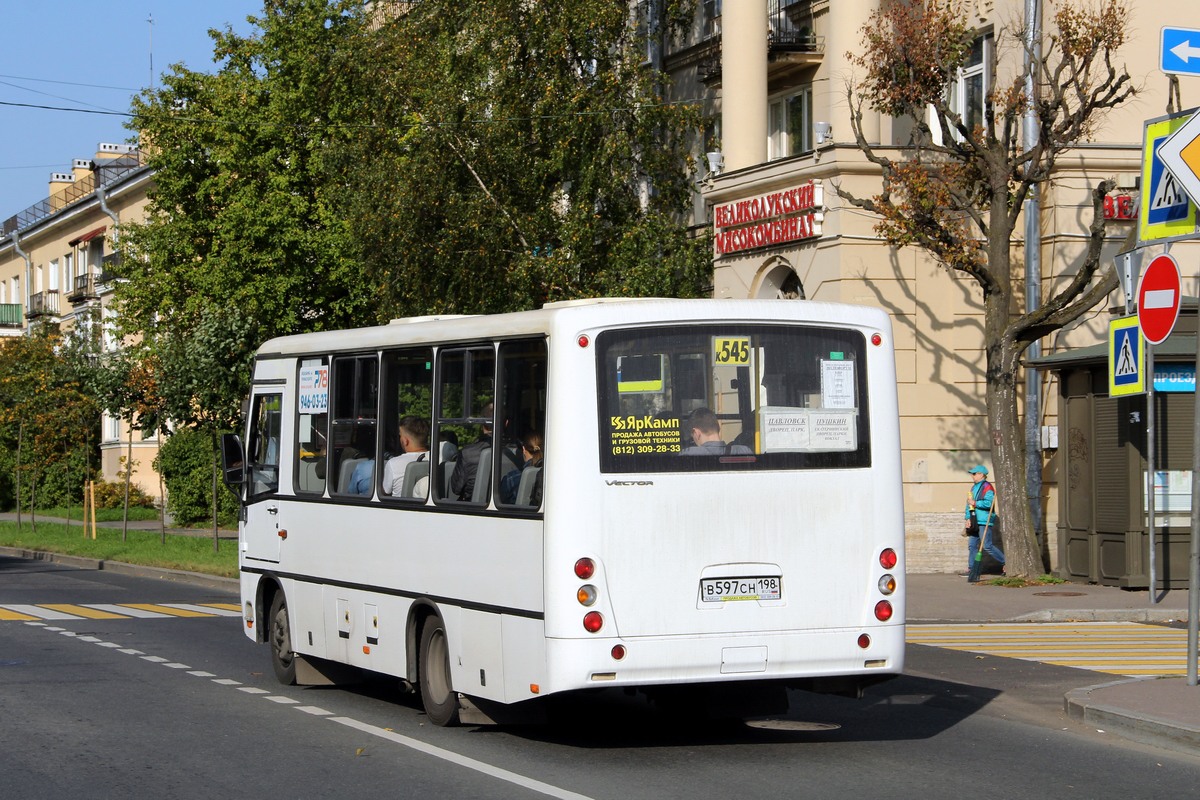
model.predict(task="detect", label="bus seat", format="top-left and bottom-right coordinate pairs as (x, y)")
top-left (297, 458), bottom-right (320, 492)
top-left (439, 458), bottom-right (456, 499)
top-left (338, 457), bottom-right (366, 494)
top-left (440, 440), bottom-right (458, 461)
top-left (516, 466), bottom-right (542, 506)
top-left (470, 447), bottom-right (492, 504)
top-left (400, 459), bottom-right (431, 499)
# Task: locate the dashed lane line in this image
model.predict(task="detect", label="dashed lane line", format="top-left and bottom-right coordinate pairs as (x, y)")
top-left (20, 617), bottom-right (597, 800)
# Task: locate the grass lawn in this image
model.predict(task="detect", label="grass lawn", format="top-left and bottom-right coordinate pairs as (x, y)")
top-left (18, 506), bottom-right (162, 523)
top-left (0, 521), bottom-right (238, 578)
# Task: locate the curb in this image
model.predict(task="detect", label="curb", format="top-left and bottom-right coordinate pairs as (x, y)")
top-left (1015, 609), bottom-right (1189, 623)
top-left (1065, 679), bottom-right (1200, 757)
top-left (0, 545), bottom-right (238, 593)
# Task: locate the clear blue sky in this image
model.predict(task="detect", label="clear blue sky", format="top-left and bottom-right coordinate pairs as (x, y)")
top-left (0, 0), bottom-right (263, 217)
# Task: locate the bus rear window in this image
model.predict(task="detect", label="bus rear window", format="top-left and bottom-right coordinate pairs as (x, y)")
top-left (596, 325), bottom-right (871, 473)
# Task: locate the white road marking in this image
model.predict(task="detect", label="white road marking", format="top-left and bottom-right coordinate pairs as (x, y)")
top-left (188, 671), bottom-right (217, 677)
top-left (329, 716), bottom-right (595, 800)
top-left (85, 604), bottom-right (172, 618)
top-left (160, 603), bottom-right (241, 617)
top-left (266, 696), bottom-right (300, 704)
top-left (141, 656), bottom-right (169, 663)
top-left (118, 649), bottom-right (145, 655)
top-left (238, 687), bottom-right (271, 695)
top-left (3, 605), bottom-right (78, 620)
top-left (295, 706), bottom-right (333, 716)
top-left (213, 678), bottom-right (242, 686)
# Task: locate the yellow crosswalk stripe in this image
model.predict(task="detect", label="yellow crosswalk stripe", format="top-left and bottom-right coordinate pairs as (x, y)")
top-left (0, 608), bottom-right (38, 621)
top-left (120, 603), bottom-right (213, 618)
top-left (202, 603), bottom-right (241, 612)
top-left (909, 622), bottom-right (1197, 678)
top-left (41, 604), bottom-right (126, 620)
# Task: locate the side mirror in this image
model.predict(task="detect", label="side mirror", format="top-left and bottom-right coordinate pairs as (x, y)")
top-left (220, 433), bottom-right (246, 494)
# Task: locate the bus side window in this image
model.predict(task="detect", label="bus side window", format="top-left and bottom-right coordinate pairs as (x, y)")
top-left (295, 357), bottom-right (329, 496)
top-left (435, 347), bottom-right (495, 504)
top-left (496, 339), bottom-right (547, 510)
top-left (379, 347), bottom-right (434, 502)
top-left (330, 354), bottom-right (379, 497)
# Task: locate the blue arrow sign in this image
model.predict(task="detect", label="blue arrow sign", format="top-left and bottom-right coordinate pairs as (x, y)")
top-left (1162, 27), bottom-right (1200, 76)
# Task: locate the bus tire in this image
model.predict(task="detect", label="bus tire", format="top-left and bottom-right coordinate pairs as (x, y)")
top-left (268, 591), bottom-right (297, 686)
top-left (418, 617), bottom-right (460, 726)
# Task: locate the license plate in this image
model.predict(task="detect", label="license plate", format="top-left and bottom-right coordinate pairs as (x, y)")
top-left (700, 576), bottom-right (782, 602)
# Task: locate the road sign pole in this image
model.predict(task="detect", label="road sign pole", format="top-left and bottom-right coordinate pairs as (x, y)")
top-left (1190, 272), bottom-right (1200, 686)
top-left (1148, 344), bottom-right (1157, 604)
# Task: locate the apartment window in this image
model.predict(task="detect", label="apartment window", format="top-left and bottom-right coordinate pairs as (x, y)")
top-left (703, 0), bottom-right (722, 38)
top-left (768, 87), bottom-right (812, 160)
top-left (949, 33), bottom-right (991, 136)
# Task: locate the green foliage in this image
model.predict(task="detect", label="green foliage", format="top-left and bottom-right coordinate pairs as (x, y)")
top-left (330, 0), bottom-right (711, 316)
top-left (89, 479), bottom-right (156, 511)
top-left (118, 0), bottom-right (379, 436)
top-left (0, 327), bottom-right (101, 512)
top-left (155, 427), bottom-right (239, 527)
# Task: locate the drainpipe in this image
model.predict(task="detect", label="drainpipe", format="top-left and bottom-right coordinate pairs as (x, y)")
top-left (1023, 0), bottom-right (1044, 553)
top-left (11, 229), bottom-right (32, 331)
top-left (96, 186), bottom-right (120, 243)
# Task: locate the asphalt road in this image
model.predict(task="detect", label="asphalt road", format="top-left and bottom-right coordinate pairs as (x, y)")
top-left (2, 555), bottom-right (1198, 799)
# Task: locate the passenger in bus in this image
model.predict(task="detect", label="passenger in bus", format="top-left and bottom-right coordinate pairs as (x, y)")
top-left (348, 455), bottom-right (375, 495)
top-left (381, 416), bottom-right (432, 498)
top-left (500, 430), bottom-right (544, 505)
top-left (681, 407), bottom-right (752, 455)
top-left (450, 402), bottom-right (494, 500)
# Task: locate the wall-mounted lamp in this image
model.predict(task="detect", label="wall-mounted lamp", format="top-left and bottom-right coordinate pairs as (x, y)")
top-left (814, 122), bottom-right (832, 146)
top-left (706, 151), bottom-right (724, 177)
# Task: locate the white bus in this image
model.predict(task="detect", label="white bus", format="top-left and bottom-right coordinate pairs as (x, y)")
top-left (221, 298), bottom-right (904, 725)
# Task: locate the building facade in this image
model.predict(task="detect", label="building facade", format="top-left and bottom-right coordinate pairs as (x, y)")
top-left (0, 145), bottom-right (163, 500)
top-left (664, 1), bottom-right (1200, 571)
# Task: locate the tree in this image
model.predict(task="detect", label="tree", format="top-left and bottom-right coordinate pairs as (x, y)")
top-left (329, 0), bottom-right (711, 316)
top-left (840, 0), bottom-right (1135, 578)
top-left (119, 0), bottom-right (377, 422)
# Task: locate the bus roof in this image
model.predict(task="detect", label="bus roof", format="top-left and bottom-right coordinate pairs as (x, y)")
top-left (255, 298), bottom-right (891, 358)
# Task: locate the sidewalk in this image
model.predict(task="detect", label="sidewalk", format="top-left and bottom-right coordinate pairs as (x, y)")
top-left (909, 573), bottom-right (1199, 757)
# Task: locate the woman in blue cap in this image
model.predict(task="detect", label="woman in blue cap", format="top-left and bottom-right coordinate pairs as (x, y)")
top-left (964, 465), bottom-right (1005, 576)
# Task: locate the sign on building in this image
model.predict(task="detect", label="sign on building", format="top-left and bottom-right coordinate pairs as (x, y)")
top-left (712, 181), bottom-right (823, 256)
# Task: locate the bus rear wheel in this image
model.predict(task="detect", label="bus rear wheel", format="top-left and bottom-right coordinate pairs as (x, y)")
top-left (419, 617), bottom-right (460, 726)
top-left (268, 592), bottom-right (297, 685)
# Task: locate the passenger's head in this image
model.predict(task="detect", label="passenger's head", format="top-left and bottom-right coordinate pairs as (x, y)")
top-left (522, 430), bottom-right (544, 465)
top-left (687, 407), bottom-right (721, 439)
top-left (398, 416), bottom-right (431, 452)
top-left (480, 401), bottom-right (495, 435)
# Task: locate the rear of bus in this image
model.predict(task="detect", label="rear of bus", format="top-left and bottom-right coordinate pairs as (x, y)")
top-left (540, 300), bottom-right (904, 707)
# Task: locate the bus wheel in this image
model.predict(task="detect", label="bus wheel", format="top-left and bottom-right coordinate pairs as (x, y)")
top-left (268, 592), bottom-right (297, 685)
top-left (419, 617), bottom-right (460, 726)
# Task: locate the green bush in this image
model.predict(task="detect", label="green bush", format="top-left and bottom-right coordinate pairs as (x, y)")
top-left (155, 428), bottom-right (239, 527)
top-left (90, 479), bottom-right (156, 510)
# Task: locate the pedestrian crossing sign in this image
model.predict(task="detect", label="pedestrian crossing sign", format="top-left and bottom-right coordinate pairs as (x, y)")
top-left (1140, 112), bottom-right (1198, 243)
top-left (1109, 316), bottom-right (1145, 396)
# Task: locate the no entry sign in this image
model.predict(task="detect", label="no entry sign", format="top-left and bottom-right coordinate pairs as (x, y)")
top-left (1137, 253), bottom-right (1183, 345)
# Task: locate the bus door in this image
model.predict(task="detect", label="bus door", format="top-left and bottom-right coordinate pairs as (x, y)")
top-left (243, 389), bottom-right (284, 565)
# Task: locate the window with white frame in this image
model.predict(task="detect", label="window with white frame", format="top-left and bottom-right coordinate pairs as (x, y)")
top-left (934, 32), bottom-right (992, 144)
top-left (49, 260), bottom-right (59, 292)
top-left (768, 86), bottom-right (813, 160)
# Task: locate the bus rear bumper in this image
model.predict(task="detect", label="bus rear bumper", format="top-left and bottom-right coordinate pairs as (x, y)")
top-left (543, 624), bottom-right (905, 695)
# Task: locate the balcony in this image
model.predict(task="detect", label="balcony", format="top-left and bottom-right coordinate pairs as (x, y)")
top-left (1, 150), bottom-right (144, 237)
top-left (67, 273), bottom-right (98, 304)
top-left (26, 290), bottom-right (60, 320)
top-left (98, 252), bottom-right (123, 285)
top-left (0, 303), bottom-right (23, 328)
top-left (698, 2), bottom-right (825, 87)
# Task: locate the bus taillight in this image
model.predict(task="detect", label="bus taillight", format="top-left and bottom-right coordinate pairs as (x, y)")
top-left (583, 611), bottom-right (604, 633)
top-left (611, 644), bottom-right (626, 660)
top-left (577, 585), bottom-right (597, 606)
top-left (574, 558), bottom-right (596, 579)
top-left (874, 600), bottom-right (893, 621)
top-left (877, 574), bottom-right (896, 595)
top-left (879, 548), bottom-right (898, 569)
top-left (857, 634), bottom-right (871, 649)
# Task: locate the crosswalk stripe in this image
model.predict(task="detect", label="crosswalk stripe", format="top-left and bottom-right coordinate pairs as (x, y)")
top-left (84, 604), bottom-right (172, 619)
top-left (41, 604), bottom-right (126, 620)
top-left (160, 603), bottom-right (241, 617)
top-left (120, 604), bottom-right (213, 618)
top-left (1, 604), bottom-right (84, 620)
top-left (0, 608), bottom-right (38, 621)
top-left (909, 622), bottom-right (1198, 678)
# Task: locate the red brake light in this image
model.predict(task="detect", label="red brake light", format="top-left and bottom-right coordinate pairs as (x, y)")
top-left (871, 333), bottom-right (883, 346)
top-left (879, 548), bottom-right (898, 570)
top-left (578, 334), bottom-right (590, 348)
top-left (857, 634), bottom-right (871, 649)
top-left (611, 644), bottom-right (626, 660)
top-left (583, 611), bottom-right (604, 633)
top-left (874, 600), bottom-right (893, 621)
top-left (574, 558), bottom-right (595, 579)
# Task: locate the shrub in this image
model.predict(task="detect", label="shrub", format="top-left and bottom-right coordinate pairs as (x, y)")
top-left (90, 479), bottom-right (156, 510)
